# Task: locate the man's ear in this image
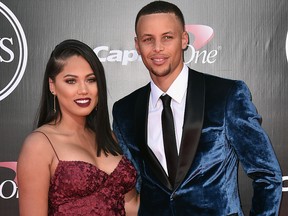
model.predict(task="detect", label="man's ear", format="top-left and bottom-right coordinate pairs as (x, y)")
top-left (134, 36), bottom-right (141, 55)
top-left (182, 31), bottom-right (189, 50)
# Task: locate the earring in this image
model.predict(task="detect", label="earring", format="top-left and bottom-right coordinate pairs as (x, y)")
top-left (53, 95), bottom-right (56, 113)
top-left (51, 91), bottom-right (56, 113)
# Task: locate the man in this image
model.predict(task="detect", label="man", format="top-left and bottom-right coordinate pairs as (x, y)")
top-left (112, 1), bottom-right (282, 215)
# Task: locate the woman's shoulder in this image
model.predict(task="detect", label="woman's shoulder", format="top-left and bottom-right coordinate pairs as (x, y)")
top-left (17, 125), bottom-right (57, 176)
top-left (20, 125), bottom-right (55, 157)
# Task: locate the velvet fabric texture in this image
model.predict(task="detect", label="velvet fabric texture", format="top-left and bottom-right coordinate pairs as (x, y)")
top-left (112, 69), bottom-right (282, 216)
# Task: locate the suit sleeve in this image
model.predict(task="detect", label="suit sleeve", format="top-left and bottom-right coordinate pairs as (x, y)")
top-left (112, 103), bottom-right (133, 160)
top-left (225, 80), bottom-right (282, 216)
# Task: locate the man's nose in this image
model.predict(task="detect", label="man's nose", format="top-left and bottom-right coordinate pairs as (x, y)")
top-left (153, 40), bottom-right (164, 52)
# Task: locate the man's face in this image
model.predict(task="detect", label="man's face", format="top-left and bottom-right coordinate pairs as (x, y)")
top-left (135, 13), bottom-right (188, 86)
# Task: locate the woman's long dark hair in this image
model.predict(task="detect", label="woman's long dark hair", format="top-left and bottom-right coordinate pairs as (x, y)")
top-left (36, 39), bottom-right (122, 156)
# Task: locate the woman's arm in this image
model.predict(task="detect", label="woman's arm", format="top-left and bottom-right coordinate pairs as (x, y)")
top-left (17, 132), bottom-right (53, 216)
top-left (124, 188), bottom-right (140, 216)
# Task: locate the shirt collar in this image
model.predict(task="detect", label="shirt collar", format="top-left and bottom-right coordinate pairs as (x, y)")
top-left (150, 64), bottom-right (189, 108)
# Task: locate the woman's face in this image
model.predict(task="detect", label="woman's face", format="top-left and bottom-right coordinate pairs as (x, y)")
top-left (49, 55), bottom-right (98, 119)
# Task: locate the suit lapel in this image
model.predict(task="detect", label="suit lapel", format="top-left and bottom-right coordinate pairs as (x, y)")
top-left (134, 84), bottom-right (172, 189)
top-left (175, 69), bottom-right (205, 188)
top-left (135, 69), bottom-right (205, 190)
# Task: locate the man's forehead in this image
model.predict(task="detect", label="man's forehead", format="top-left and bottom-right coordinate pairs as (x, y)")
top-left (136, 13), bottom-right (182, 32)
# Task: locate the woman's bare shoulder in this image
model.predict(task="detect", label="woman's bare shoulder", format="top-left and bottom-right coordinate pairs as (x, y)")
top-left (19, 125), bottom-right (55, 159)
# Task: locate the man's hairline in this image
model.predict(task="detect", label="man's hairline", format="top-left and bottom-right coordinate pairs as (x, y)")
top-left (135, 12), bottom-right (185, 36)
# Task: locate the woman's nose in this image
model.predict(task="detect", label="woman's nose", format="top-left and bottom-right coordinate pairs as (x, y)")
top-left (77, 83), bottom-right (88, 94)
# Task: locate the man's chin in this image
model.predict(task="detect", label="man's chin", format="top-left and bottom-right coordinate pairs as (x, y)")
top-left (151, 67), bottom-right (171, 78)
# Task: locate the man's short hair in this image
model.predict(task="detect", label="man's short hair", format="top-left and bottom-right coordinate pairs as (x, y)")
top-left (135, 1), bottom-right (185, 34)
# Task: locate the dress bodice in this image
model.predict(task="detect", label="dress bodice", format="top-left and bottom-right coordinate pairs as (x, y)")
top-left (48, 156), bottom-right (137, 216)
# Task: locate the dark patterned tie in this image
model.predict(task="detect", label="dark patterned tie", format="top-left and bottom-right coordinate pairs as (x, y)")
top-left (160, 95), bottom-right (178, 188)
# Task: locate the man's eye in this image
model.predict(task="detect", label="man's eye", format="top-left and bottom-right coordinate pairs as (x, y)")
top-left (143, 38), bottom-right (152, 43)
top-left (164, 36), bottom-right (173, 40)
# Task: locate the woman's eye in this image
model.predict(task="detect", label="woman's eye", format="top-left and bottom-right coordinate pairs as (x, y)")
top-left (65, 79), bottom-right (76, 84)
top-left (87, 78), bottom-right (96, 83)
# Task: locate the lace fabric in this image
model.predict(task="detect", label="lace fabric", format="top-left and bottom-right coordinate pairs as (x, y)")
top-left (48, 156), bottom-right (137, 215)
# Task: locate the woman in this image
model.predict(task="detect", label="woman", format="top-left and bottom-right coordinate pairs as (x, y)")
top-left (17, 39), bottom-right (139, 216)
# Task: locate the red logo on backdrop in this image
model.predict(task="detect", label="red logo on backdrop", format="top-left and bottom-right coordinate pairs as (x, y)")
top-left (184, 24), bottom-right (217, 64)
top-left (0, 161), bottom-right (18, 199)
top-left (185, 25), bottom-right (214, 50)
top-left (0, 162), bottom-right (17, 183)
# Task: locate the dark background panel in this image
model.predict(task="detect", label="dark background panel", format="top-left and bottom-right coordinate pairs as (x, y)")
top-left (0, 0), bottom-right (287, 215)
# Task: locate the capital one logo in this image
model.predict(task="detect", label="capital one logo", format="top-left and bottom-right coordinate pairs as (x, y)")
top-left (94, 24), bottom-right (217, 65)
top-left (0, 161), bottom-right (18, 199)
top-left (0, 2), bottom-right (28, 101)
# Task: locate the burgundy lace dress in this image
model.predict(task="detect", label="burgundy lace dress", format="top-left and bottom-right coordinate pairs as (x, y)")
top-left (36, 131), bottom-right (137, 216)
top-left (48, 157), bottom-right (136, 215)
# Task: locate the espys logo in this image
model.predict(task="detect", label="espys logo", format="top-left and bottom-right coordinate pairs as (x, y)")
top-left (0, 162), bottom-right (18, 199)
top-left (0, 2), bottom-right (28, 101)
top-left (94, 24), bottom-right (217, 65)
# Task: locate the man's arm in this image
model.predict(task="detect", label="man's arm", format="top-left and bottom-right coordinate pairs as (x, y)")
top-left (225, 80), bottom-right (282, 215)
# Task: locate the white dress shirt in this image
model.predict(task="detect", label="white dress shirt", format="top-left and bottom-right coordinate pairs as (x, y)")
top-left (148, 65), bottom-right (189, 174)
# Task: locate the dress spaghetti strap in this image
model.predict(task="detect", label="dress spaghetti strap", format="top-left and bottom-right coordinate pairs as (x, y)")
top-left (33, 130), bottom-right (60, 161)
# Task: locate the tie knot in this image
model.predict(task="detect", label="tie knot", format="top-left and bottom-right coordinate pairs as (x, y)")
top-left (160, 94), bottom-right (172, 107)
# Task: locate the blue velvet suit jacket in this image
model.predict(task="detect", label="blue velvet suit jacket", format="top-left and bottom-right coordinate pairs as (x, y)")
top-left (112, 69), bottom-right (282, 216)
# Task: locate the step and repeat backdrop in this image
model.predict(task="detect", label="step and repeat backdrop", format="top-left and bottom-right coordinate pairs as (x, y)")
top-left (1, 0), bottom-right (288, 215)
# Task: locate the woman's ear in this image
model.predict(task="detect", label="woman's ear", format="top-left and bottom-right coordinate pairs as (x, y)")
top-left (49, 78), bottom-right (55, 94)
